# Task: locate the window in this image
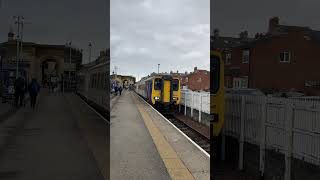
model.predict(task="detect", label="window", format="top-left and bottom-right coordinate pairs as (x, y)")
top-left (225, 52), bottom-right (231, 64)
top-left (280, 51), bottom-right (291, 63)
top-left (154, 78), bottom-right (162, 90)
top-left (172, 79), bottom-right (179, 91)
top-left (242, 50), bottom-right (250, 63)
top-left (233, 77), bottom-right (248, 89)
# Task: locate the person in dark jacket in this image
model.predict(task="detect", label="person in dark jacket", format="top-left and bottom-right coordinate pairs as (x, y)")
top-left (119, 85), bottom-right (123, 95)
top-left (114, 85), bottom-right (118, 96)
top-left (14, 76), bottom-right (26, 107)
top-left (28, 78), bottom-right (40, 108)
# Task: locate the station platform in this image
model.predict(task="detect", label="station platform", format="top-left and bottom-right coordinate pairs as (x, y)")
top-left (111, 90), bottom-right (209, 180)
top-left (0, 89), bottom-right (109, 180)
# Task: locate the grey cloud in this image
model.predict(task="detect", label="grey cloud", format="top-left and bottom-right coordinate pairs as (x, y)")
top-left (212, 0), bottom-right (320, 37)
top-left (111, 0), bottom-right (209, 80)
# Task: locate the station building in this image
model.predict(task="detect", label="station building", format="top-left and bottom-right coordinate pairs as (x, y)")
top-left (0, 30), bottom-right (82, 86)
top-left (110, 74), bottom-right (135, 88)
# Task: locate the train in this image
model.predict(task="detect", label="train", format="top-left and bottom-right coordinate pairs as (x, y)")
top-left (211, 50), bottom-right (225, 137)
top-left (76, 61), bottom-right (109, 118)
top-left (135, 74), bottom-right (181, 112)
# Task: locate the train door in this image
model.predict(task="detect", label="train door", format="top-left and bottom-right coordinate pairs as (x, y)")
top-left (146, 80), bottom-right (152, 102)
top-left (162, 79), bottom-right (171, 103)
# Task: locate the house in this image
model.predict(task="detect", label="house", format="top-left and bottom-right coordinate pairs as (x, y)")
top-left (221, 17), bottom-right (320, 95)
top-left (185, 67), bottom-right (210, 92)
top-left (211, 29), bottom-right (254, 88)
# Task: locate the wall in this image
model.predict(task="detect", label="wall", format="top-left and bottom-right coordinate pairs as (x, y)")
top-left (250, 32), bottom-right (320, 93)
top-left (186, 70), bottom-right (210, 91)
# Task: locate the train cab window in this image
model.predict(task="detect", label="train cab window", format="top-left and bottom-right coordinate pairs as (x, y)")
top-left (154, 78), bottom-right (162, 90)
top-left (172, 79), bottom-right (179, 91)
top-left (211, 55), bottom-right (220, 94)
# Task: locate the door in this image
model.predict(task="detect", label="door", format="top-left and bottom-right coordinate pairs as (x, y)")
top-left (163, 79), bottom-right (171, 103)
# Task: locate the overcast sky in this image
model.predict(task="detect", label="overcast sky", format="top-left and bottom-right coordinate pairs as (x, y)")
top-left (111, 0), bottom-right (210, 80)
top-left (0, 0), bottom-right (109, 64)
top-left (212, 0), bottom-right (320, 37)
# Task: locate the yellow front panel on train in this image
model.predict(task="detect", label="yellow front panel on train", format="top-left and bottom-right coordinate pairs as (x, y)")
top-left (163, 80), bottom-right (171, 103)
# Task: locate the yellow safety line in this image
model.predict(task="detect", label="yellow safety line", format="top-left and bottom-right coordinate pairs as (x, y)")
top-left (134, 95), bottom-right (195, 180)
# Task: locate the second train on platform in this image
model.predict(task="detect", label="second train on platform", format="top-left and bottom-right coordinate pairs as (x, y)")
top-left (135, 74), bottom-right (181, 111)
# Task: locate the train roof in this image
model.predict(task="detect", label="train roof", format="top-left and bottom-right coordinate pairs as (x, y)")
top-left (138, 74), bottom-right (180, 83)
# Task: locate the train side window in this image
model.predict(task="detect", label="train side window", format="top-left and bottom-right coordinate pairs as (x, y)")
top-left (172, 79), bottom-right (179, 91)
top-left (154, 78), bottom-right (162, 90)
top-left (211, 55), bottom-right (220, 94)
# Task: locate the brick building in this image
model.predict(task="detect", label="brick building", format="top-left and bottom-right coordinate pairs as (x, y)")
top-left (185, 67), bottom-right (210, 92)
top-left (216, 17), bottom-right (320, 95)
top-left (0, 30), bottom-right (82, 86)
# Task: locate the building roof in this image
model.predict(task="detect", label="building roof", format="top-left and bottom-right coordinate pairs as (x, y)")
top-left (1, 40), bottom-right (84, 51)
top-left (211, 35), bottom-right (255, 50)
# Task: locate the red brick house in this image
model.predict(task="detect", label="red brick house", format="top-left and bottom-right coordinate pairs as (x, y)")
top-left (185, 67), bottom-right (210, 92)
top-left (211, 29), bottom-right (254, 88)
top-left (221, 17), bottom-right (320, 95)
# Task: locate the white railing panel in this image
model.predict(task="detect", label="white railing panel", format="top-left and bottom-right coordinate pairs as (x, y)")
top-left (223, 93), bottom-right (320, 166)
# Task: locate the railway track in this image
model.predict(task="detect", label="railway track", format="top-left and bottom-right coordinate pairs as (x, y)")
top-left (164, 114), bottom-right (210, 154)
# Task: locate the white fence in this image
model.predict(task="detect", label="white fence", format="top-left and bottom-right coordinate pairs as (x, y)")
top-left (180, 89), bottom-right (210, 122)
top-left (223, 94), bottom-right (320, 179)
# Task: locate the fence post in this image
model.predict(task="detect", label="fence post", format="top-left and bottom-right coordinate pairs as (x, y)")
top-left (191, 92), bottom-right (194, 118)
top-left (184, 92), bottom-right (187, 116)
top-left (284, 100), bottom-right (293, 180)
top-left (239, 95), bottom-right (245, 170)
top-left (199, 93), bottom-right (202, 123)
top-left (259, 97), bottom-right (266, 177)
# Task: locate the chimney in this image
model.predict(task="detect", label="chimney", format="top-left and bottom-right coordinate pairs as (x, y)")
top-left (239, 31), bottom-right (248, 40)
top-left (8, 27), bottom-right (14, 41)
top-left (194, 67), bottom-right (198, 72)
top-left (268, 17), bottom-right (279, 34)
top-left (213, 29), bottom-right (219, 39)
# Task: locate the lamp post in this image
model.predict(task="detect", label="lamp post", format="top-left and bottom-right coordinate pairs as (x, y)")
top-left (157, 64), bottom-right (160, 74)
top-left (88, 42), bottom-right (92, 63)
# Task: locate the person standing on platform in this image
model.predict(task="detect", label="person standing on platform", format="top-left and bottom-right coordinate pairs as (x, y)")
top-left (28, 78), bottom-right (40, 109)
top-left (119, 85), bottom-right (123, 96)
top-left (14, 76), bottom-right (26, 107)
top-left (114, 84), bottom-right (118, 95)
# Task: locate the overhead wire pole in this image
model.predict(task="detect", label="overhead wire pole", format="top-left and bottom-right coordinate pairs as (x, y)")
top-left (14, 16), bottom-right (22, 79)
top-left (19, 19), bottom-right (31, 80)
top-left (69, 41), bottom-right (72, 90)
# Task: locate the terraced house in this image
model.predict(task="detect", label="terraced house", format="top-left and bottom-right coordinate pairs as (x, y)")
top-left (212, 17), bottom-right (320, 95)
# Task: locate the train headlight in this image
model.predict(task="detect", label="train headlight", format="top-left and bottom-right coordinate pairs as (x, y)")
top-left (154, 96), bottom-right (160, 100)
top-left (172, 97), bottom-right (178, 100)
